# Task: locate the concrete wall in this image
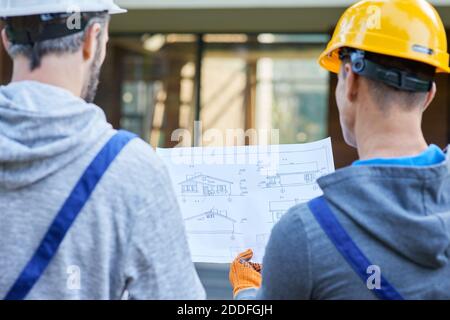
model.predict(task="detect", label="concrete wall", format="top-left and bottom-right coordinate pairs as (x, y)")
top-left (109, 4), bottom-right (450, 34)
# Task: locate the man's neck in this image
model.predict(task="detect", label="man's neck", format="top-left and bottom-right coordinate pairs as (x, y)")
top-left (355, 106), bottom-right (428, 161)
top-left (11, 55), bottom-right (83, 98)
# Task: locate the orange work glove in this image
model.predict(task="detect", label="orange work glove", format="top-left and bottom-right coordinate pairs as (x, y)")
top-left (229, 249), bottom-right (262, 297)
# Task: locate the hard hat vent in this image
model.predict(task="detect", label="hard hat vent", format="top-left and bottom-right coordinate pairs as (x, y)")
top-left (412, 45), bottom-right (434, 56)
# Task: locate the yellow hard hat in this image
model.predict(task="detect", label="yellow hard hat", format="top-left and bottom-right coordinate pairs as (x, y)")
top-left (319, 0), bottom-right (450, 74)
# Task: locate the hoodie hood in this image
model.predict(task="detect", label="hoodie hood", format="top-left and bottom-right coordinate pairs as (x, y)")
top-left (318, 157), bottom-right (450, 269)
top-left (0, 81), bottom-right (112, 190)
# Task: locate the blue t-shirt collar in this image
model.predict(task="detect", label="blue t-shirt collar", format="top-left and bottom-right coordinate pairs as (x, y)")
top-left (353, 145), bottom-right (446, 167)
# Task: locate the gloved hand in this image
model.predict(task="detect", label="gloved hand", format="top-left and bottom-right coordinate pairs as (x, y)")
top-left (229, 249), bottom-right (262, 297)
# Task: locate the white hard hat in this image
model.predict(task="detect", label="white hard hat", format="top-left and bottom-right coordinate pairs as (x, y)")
top-left (0, 0), bottom-right (127, 17)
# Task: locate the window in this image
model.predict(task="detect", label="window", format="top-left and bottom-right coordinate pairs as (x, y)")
top-left (201, 34), bottom-right (330, 145)
top-left (112, 34), bottom-right (198, 147)
top-left (182, 184), bottom-right (198, 193)
top-left (108, 33), bottom-right (329, 147)
top-left (216, 185), bottom-right (227, 193)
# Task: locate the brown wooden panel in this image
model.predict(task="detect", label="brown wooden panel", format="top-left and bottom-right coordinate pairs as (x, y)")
top-left (94, 43), bottom-right (125, 129)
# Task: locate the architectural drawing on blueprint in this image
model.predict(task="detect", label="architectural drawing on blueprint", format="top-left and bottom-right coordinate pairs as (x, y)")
top-left (156, 138), bottom-right (335, 263)
top-left (179, 173), bottom-right (233, 197)
top-left (184, 208), bottom-right (237, 236)
top-left (258, 162), bottom-right (328, 190)
top-left (269, 200), bottom-right (297, 223)
top-left (229, 233), bottom-right (271, 262)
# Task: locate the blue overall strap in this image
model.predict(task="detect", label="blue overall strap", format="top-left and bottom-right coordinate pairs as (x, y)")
top-left (308, 196), bottom-right (404, 300)
top-left (4, 130), bottom-right (137, 300)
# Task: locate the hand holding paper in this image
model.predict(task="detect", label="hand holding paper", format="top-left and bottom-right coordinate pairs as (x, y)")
top-left (230, 249), bottom-right (262, 297)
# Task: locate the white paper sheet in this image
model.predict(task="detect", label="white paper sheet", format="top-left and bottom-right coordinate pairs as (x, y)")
top-left (156, 138), bottom-right (335, 263)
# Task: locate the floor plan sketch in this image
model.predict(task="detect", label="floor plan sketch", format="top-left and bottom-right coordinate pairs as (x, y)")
top-left (157, 138), bottom-right (335, 263)
top-left (184, 209), bottom-right (236, 235)
top-left (258, 161), bottom-right (329, 190)
top-left (179, 173), bottom-right (233, 197)
top-left (259, 170), bottom-right (318, 189)
top-left (269, 200), bottom-right (298, 223)
top-left (239, 179), bottom-right (249, 196)
top-left (255, 233), bottom-right (270, 244)
top-left (229, 233), bottom-right (271, 262)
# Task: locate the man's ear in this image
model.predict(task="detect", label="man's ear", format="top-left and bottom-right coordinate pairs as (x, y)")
top-left (1, 28), bottom-right (11, 51)
top-left (344, 63), bottom-right (359, 103)
top-left (82, 23), bottom-right (101, 61)
top-left (422, 82), bottom-right (436, 112)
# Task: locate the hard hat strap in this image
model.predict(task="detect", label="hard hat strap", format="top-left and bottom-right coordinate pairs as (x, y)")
top-left (360, 59), bottom-right (432, 92)
top-left (4, 12), bottom-right (105, 46)
top-left (341, 49), bottom-right (433, 92)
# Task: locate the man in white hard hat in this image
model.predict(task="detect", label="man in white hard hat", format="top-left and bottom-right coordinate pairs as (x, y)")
top-left (0, 0), bottom-right (205, 300)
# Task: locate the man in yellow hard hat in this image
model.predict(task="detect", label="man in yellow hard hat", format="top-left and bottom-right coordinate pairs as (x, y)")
top-left (230, 0), bottom-right (450, 300)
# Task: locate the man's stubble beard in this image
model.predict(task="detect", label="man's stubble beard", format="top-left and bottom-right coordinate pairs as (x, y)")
top-left (81, 43), bottom-right (103, 103)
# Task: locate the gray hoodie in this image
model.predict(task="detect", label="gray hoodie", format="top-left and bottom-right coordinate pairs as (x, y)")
top-left (0, 81), bottom-right (206, 300)
top-left (244, 151), bottom-right (450, 300)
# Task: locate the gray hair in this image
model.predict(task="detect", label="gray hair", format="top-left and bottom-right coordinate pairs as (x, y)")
top-left (6, 13), bottom-right (110, 70)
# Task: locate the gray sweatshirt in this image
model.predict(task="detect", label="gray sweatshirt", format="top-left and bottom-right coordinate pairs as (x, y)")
top-left (0, 81), bottom-right (206, 300)
top-left (241, 150), bottom-right (450, 300)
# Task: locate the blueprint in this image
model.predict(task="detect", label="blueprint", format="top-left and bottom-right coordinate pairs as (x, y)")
top-left (156, 138), bottom-right (335, 263)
